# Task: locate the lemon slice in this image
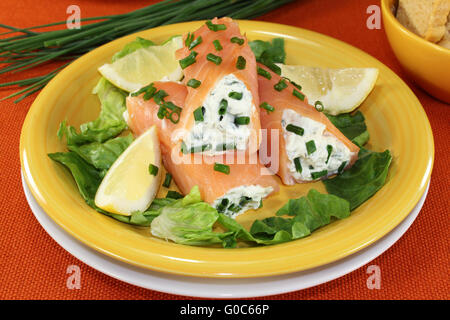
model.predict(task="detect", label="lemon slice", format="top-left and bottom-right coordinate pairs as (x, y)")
top-left (98, 36), bottom-right (183, 92)
top-left (278, 64), bottom-right (379, 115)
top-left (95, 126), bottom-right (161, 215)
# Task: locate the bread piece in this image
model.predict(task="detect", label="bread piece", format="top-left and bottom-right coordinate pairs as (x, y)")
top-left (396, 0), bottom-right (450, 43)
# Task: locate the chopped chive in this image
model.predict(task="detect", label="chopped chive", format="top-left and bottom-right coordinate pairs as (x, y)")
top-left (338, 161), bottom-right (347, 174)
top-left (262, 61), bottom-right (281, 75)
top-left (164, 101), bottom-right (182, 113)
top-left (227, 203), bottom-right (241, 213)
top-left (290, 80), bottom-right (302, 91)
top-left (258, 199), bottom-right (263, 208)
top-left (286, 124), bottom-right (304, 136)
top-left (212, 39), bottom-right (223, 51)
top-left (216, 198), bottom-right (229, 213)
top-left (148, 164), bottom-right (159, 176)
top-left (187, 78), bottom-right (201, 88)
top-left (293, 89), bottom-right (305, 101)
top-left (131, 83), bottom-right (155, 97)
top-left (206, 20), bottom-right (227, 31)
top-left (215, 143), bottom-right (236, 151)
top-left (274, 79), bottom-right (288, 91)
top-left (314, 100), bottom-right (324, 112)
top-left (326, 145), bottom-right (333, 164)
top-left (157, 106), bottom-right (167, 119)
top-left (153, 89), bottom-right (168, 105)
top-left (179, 51), bottom-right (198, 69)
top-left (306, 140), bottom-right (316, 155)
top-left (214, 162), bottom-right (230, 174)
top-left (166, 190), bottom-right (184, 199)
top-left (294, 157), bottom-right (302, 173)
top-left (218, 99), bottom-right (228, 115)
top-left (236, 56), bottom-right (246, 70)
top-left (162, 173), bottom-right (172, 188)
top-left (206, 53), bottom-right (222, 65)
top-left (185, 32), bottom-right (194, 48)
top-left (309, 165), bottom-right (314, 170)
top-left (230, 37), bottom-right (244, 45)
top-left (311, 170), bottom-right (328, 180)
top-left (143, 86), bottom-right (157, 100)
top-left (260, 102), bottom-right (274, 113)
top-left (181, 141), bottom-right (211, 154)
top-left (188, 35), bottom-right (202, 50)
top-left (239, 196), bottom-right (252, 207)
top-left (257, 66), bottom-right (272, 80)
top-left (228, 91), bottom-right (243, 100)
top-left (193, 106), bottom-right (205, 122)
top-left (234, 116), bottom-right (250, 125)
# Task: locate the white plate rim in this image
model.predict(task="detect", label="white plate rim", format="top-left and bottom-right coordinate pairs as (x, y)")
top-left (21, 171), bottom-right (430, 298)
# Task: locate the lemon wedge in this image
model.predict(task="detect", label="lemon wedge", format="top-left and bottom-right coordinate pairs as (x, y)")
top-left (98, 36), bottom-right (183, 92)
top-left (278, 64), bottom-right (379, 115)
top-left (95, 126), bottom-right (161, 215)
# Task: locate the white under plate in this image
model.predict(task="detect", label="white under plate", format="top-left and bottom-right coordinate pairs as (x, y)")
top-left (21, 172), bottom-right (429, 298)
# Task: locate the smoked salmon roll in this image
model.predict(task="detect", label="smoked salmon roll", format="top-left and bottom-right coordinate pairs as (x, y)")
top-left (257, 64), bottom-right (360, 185)
top-left (173, 17), bottom-right (261, 155)
top-left (126, 81), bottom-right (279, 218)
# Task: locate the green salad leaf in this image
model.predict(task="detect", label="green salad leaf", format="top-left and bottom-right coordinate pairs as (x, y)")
top-left (58, 78), bottom-right (128, 145)
top-left (249, 38), bottom-right (286, 64)
top-left (217, 189), bottom-right (350, 247)
top-left (150, 186), bottom-right (233, 246)
top-left (323, 148), bottom-right (392, 210)
top-left (326, 111), bottom-right (370, 146)
top-left (67, 134), bottom-right (133, 176)
top-left (111, 37), bottom-right (155, 62)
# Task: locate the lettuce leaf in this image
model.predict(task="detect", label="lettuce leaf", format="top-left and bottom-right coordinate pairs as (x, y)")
top-left (326, 111), bottom-right (369, 146)
top-left (58, 78), bottom-right (128, 145)
top-left (323, 148), bottom-right (392, 210)
top-left (249, 38), bottom-right (286, 64)
top-left (67, 134), bottom-right (133, 176)
top-left (111, 37), bottom-right (155, 62)
top-left (150, 186), bottom-right (233, 246)
top-left (217, 189), bottom-right (350, 246)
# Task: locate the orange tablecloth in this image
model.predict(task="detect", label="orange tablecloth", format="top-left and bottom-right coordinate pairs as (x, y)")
top-left (0, 0), bottom-right (448, 300)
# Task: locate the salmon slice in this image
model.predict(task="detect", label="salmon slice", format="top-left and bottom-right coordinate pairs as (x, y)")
top-left (127, 81), bottom-right (279, 215)
top-left (257, 64), bottom-right (360, 185)
top-left (174, 17), bottom-right (261, 154)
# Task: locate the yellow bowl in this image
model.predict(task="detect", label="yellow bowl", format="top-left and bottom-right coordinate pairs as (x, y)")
top-left (381, 0), bottom-right (450, 103)
top-left (20, 20), bottom-right (434, 278)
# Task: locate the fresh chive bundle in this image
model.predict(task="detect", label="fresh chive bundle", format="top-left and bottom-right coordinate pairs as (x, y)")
top-left (228, 91), bottom-right (242, 100)
top-left (148, 164), bottom-right (159, 176)
top-left (212, 39), bottom-right (223, 51)
top-left (230, 37), bottom-right (244, 45)
top-left (257, 66), bottom-right (272, 80)
top-left (206, 53), bottom-right (222, 65)
top-left (259, 102), bottom-right (274, 113)
top-left (214, 162), bottom-right (230, 174)
top-left (0, 0), bottom-right (294, 102)
top-left (286, 124), bottom-right (304, 136)
top-left (274, 79), bottom-right (288, 91)
top-left (187, 78), bottom-right (201, 88)
top-left (179, 51), bottom-right (198, 69)
top-left (236, 56), bottom-right (246, 70)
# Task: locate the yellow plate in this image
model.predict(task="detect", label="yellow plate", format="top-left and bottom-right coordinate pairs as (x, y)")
top-left (20, 21), bottom-right (434, 278)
